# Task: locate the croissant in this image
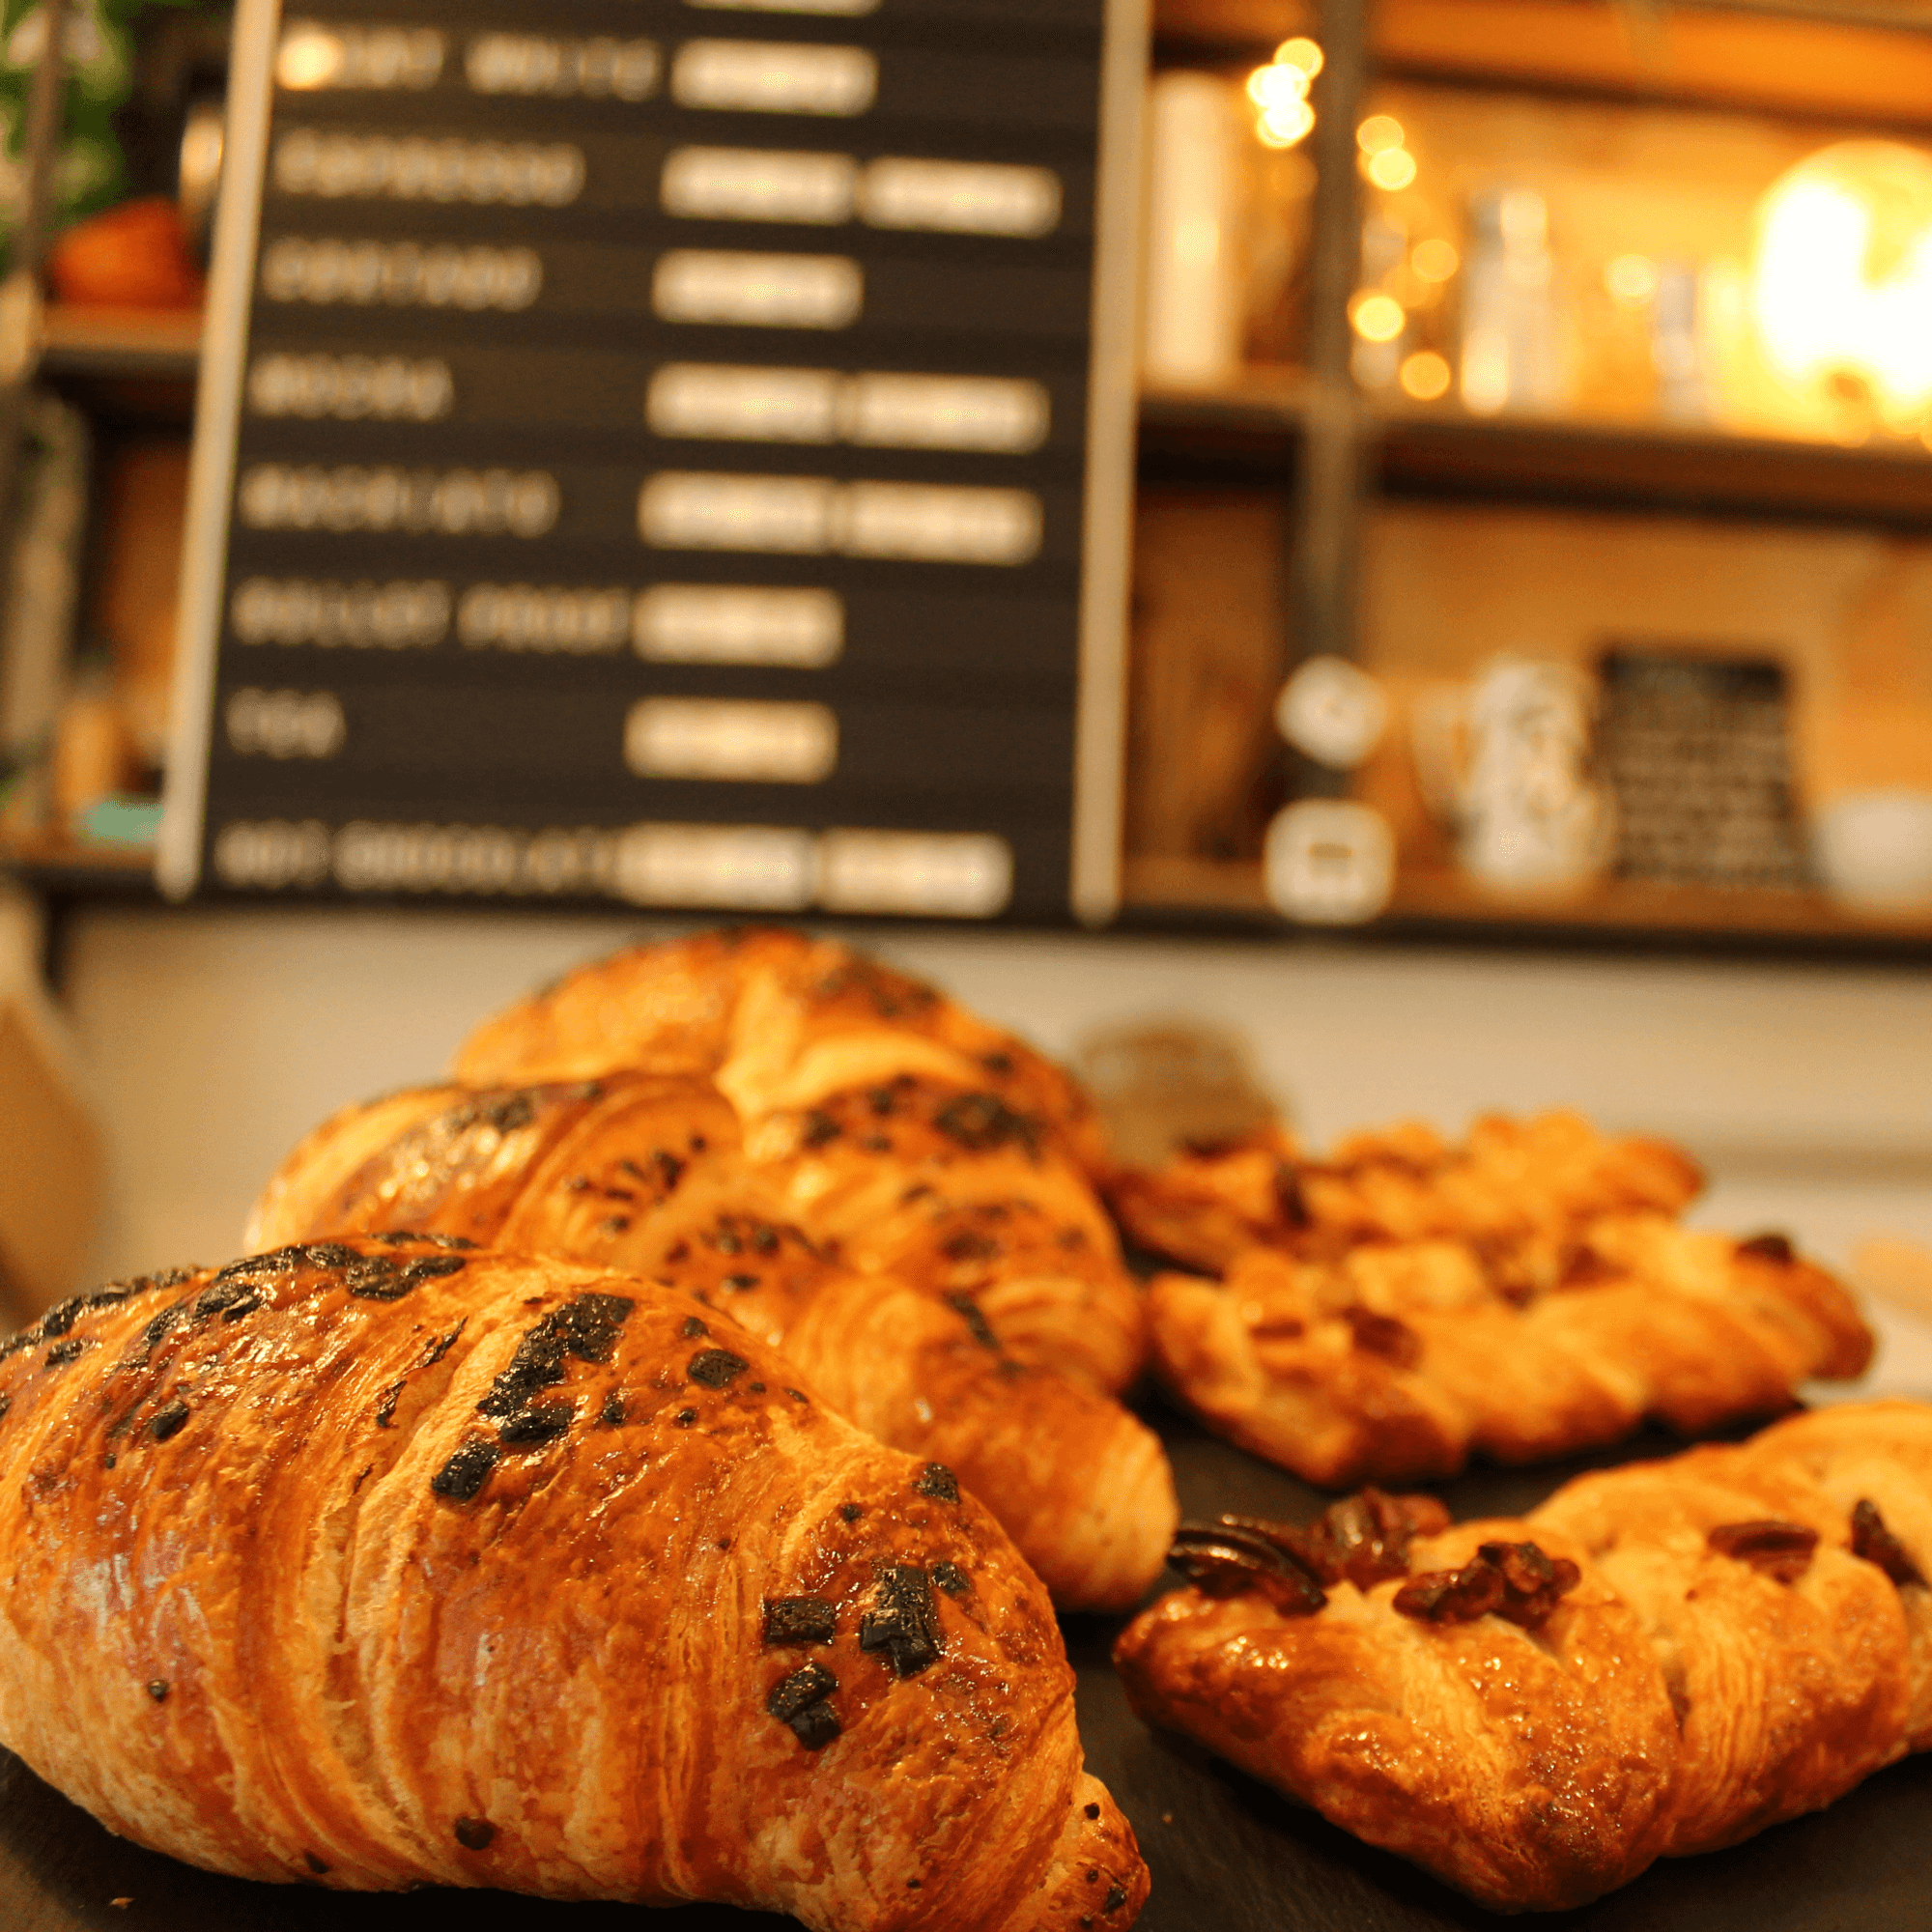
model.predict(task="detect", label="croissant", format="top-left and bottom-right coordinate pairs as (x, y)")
top-left (450, 929), bottom-right (1146, 1396)
top-left (1147, 1215), bottom-right (1870, 1487)
top-left (1115, 1399), bottom-right (1932, 1912)
top-left (247, 1072), bottom-right (1177, 1612)
top-left (0, 1236), bottom-right (1150, 1929)
top-left (1107, 1109), bottom-right (1704, 1274)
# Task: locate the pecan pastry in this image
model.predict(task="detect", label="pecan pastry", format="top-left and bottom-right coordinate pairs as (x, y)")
top-left (1116, 1400), bottom-right (1932, 1912)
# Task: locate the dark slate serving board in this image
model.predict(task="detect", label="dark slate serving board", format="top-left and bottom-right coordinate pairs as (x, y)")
top-left (9, 1402), bottom-right (1929, 1932)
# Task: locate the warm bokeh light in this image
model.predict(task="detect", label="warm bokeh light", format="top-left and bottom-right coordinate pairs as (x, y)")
top-left (1257, 99), bottom-right (1315, 148)
top-left (1411, 238), bottom-right (1459, 282)
top-left (275, 27), bottom-right (342, 90)
top-left (1366, 148), bottom-right (1417, 190)
top-left (1351, 293), bottom-right (1406, 342)
top-left (1246, 47), bottom-right (1320, 149)
top-left (1605, 253), bottom-right (1661, 305)
top-left (1750, 140), bottom-right (1932, 427)
top-left (1356, 115), bottom-right (1405, 156)
top-left (1274, 37), bottom-right (1323, 78)
top-left (1399, 350), bottom-right (1452, 399)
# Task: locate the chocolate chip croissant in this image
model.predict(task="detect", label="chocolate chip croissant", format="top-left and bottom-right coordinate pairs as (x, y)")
top-left (1115, 1400), bottom-right (1932, 1913)
top-left (450, 929), bottom-right (1146, 1395)
top-left (247, 1072), bottom-right (1177, 1612)
top-left (0, 1238), bottom-right (1148, 1929)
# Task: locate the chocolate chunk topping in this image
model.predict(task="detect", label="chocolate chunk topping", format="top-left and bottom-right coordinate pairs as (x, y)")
top-left (1170, 1523), bottom-right (1327, 1616)
top-left (673, 1407), bottom-right (697, 1426)
top-left (147, 1680), bottom-right (169, 1701)
top-left (43, 1338), bottom-right (90, 1368)
top-left (724, 1273), bottom-right (760, 1291)
top-left (341, 1253), bottom-right (469, 1302)
top-left (1852, 1498), bottom-right (1925, 1586)
top-left (1105, 1888), bottom-right (1127, 1913)
top-left (1393, 1539), bottom-right (1581, 1628)
top-left (803, 1111), bottom-right (841, 1147)
top-left (1709, 1519), bottom-right (1818, 1583)
top-left (931, 1562), bottom-right (971, 1597)
top-left (431, 1439), bottom-right (499, 1502)
top-left (946, 1293), bottom-right (1002, 1352)
top-left (599, 1393), bottom-right (626, 1428)
top-left (477, 1294), bottom-right (636, 1419)
top-left (915, 1463), bottom-right (959, 1503)
top-left (1738, 1231), bottom-right (1796, 1264)
top-left (453, 1817), bottom-right (495, 1851)
top-left (304, 1853), bottom-right (330, 1875)
top-left (768, 1662), bottom-right (839, 1747)
top-left (194, 1279), bottom-right (261, 1321)
top-left (763, 1597), bottom-right (837, 1645)
top-left (1084, 1802), bottom-right (1101, 1820)
top-left (303, 1242), bottom-right (358, 1269)
top-left (860, 1566), bottom-right (944, 1676)
top-left (682, 1317), bottom-right (709, 1339)
top-left (498, 1401), bottom-right (575, 1446)
top-left (932, 1092), bottom-right (1038, 1154)
top-left (149, 1399), bottom-right (189, 1442)
top-left (840, 1503), bottom-right (864, 1522)
top-left (689, 1349), bottom-right (750, 1389)
top-left (1340, 1306), bottom-right (1424, 1369)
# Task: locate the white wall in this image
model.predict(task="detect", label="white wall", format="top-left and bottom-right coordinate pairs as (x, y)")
top-left (56, 905), bottom-right (1932, 1381)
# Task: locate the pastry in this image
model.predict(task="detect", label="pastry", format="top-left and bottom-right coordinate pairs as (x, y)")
top-left (1147, 1215), bottom-right (1870, 1487)
top-left (1115, 1400), bottom-right (1931, 1912)
top-left (0, 1237), bottom-right (1149, 1928)
top-left (247, 1073), bottom-right (1177, 1612)
top-left (1107, 1109), bottom-right (1704, 1274)
top-left (449, 929), bottom-right (1146, 1394)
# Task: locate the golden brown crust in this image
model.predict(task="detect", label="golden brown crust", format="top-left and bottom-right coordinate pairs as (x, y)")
top-left (454, 929), bottom-right (1108, 1174)
top-left (1146, 1215), bottom-right (1871, 1489)
top-left (1116, 1402), bottom-right (1932, 1913)
top-left (447, 931), bottom-right (1143, 1389)
top-left (248, 1075), bottom-right (1176, 1613)
top-left (1109, 1111), bottom-right (1705, 1274)
top-left (0, 1240), bottom-right (1148, 1929)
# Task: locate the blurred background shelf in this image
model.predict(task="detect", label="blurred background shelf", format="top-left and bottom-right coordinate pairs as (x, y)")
top-left (1122, 854), bottom-right (1932, 955)
top-left (1141, 382), bottom-right (1932, 526)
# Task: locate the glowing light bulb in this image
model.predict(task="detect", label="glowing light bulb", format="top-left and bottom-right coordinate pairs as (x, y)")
top-left (1259, 99), bottom-right (1315, 147)
top-left (1351, 293), bottom-right (1406, 343)
top-left (1356, 115), bottom-right (1405, 156)
top-left (1274, 37), bottom-right (1323, 78)
top-left (1605, 254), bottom-right (1660, 305)
top-left (1411, 239), bottom-right (1459, 282)
top-left (1246, 62), bottom-right (1309, 109)
top-left (276, 27), bottom-right (343, 90)
top-left (1365, 148), bottom-right (1416, 190)
top-left (1750, 140), bottom-right (1932, 425)
top-left (1399, 350), bottom-right (1451, 399)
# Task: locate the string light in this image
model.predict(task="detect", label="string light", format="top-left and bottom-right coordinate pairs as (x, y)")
top-left (1351, 293), bottom-right (1406, 342)
top-left (1399, 350), bottom-right (1452, 399)
top-left (1365, 148), bottom-right (1416, 190)
top-left (1356, 115), bottom-right (1405, 156)
top-left (1605, 254), bottom-right (1661, 305)
top-left (1411, 239), bottom-right (1459, 282)
top-left (1245, 41), bottom-right (1321, 150)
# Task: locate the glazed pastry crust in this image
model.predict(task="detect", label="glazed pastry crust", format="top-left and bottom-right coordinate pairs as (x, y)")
top-left (447, 931), bottom-right (1144, 1393)
top-left (0, 1241), bottom-right (1147, 1930)
top-left (247, 1073), bottom-right (1176, 1612)
top-left (1108, 1111), bottom-right (1704, 1274)
top-left (1147, 1219), bottom-right (1870, 1488)
top-left (1116, 1402), bottom-right (1931, 1913)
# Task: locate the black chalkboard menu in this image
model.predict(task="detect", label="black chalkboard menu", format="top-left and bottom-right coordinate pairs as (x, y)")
top-left (159, 0), bottom-right (1146, 924)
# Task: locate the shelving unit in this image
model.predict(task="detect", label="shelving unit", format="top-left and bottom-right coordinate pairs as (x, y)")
top-left (1125, 0), bottom-right (1932, 952)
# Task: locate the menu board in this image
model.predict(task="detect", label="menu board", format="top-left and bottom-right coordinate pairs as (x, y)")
top-left (159, 0), bottom-right (1146, 924)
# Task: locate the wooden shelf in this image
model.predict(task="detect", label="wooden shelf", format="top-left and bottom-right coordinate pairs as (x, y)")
top-left (1140, 381), bottom-right (1932, 527)
top-left (1122, 853), bottom-right (1932, 953)
top-left (40, 304), bottom-right (202, 380)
